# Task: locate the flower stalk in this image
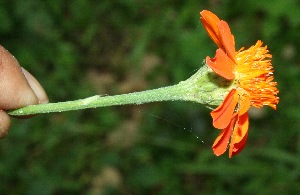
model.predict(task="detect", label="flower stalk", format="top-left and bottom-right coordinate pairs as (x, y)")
top-left (8, 64), bottom-right (233, 116)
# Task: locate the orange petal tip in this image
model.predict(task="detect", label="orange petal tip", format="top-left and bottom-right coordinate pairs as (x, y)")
top-left (206, 48), bottom-right (235, 80)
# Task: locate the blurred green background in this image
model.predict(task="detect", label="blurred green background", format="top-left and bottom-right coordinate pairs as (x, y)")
top-left (1, 0), bottom-right (299, 194)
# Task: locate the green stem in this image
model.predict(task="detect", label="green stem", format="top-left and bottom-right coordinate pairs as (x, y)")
top-left (8, 83), bottom-right (188, 116)
top-left (8, 64), bottom-right (233, 116)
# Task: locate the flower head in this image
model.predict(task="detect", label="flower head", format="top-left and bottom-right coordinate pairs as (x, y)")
top-left (200, 10), bottom-right (279, 157)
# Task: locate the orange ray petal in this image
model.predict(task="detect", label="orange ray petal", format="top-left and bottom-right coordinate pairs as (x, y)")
top-left (230, 132), bottom-right (248, 158)
top-left (234, 112), bottom-right (249, 144)
top-left (239, 97), bottom-right (250, 115)
top-left (218, 21), bottom-right (236, 63)
top-left (206, 48), bottom-right (235, 80)
top-left (212, 114), bottom-right (237, 156)
top-left (200, 10), bottom-right (223, 49)
top-left (229, 112), bottom-right (249, 157)
top-left (210, 89), bottom-right (238, 129)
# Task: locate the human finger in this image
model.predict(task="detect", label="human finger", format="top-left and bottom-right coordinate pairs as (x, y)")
top-left (0, 45), bottom-right (39, 109)
top-left (0, 110), bottom-right (11, 138)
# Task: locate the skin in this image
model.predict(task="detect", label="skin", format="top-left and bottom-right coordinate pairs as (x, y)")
top-left (0, 45), bottom-right (48, 138)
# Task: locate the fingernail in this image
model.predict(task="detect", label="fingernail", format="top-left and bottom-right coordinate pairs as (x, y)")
top-left (21, 67), bottom-right (49, 104)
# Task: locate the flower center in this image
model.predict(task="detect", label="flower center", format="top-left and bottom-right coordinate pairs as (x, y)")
top-left (234, 40), bottom-right (279, 109)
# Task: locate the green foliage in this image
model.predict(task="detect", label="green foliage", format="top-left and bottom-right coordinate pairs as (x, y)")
top-left (0, 0), bottom-right (299, 194)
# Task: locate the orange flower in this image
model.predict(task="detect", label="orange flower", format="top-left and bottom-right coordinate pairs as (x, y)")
top-left (200, 10), bottom-right (279, 157)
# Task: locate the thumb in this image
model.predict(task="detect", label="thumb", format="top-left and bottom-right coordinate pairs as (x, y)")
top-left (0, 45), bottom-right (39, 109)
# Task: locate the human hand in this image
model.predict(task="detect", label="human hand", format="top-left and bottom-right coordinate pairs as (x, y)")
top-left (0, 45), bottom-right (48, 138)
